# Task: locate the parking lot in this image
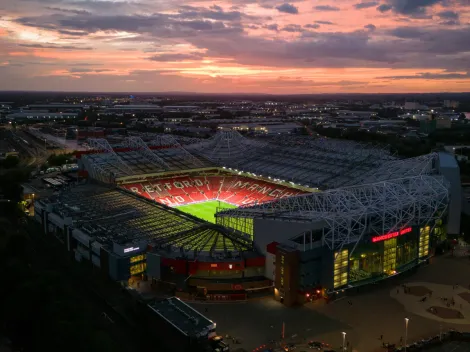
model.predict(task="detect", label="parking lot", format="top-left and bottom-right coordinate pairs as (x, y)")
top-left (191, 253), bottom-right (470, 352)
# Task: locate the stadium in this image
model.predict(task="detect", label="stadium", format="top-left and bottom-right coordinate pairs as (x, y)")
top-left (33, 131), bottom-right (460, 306)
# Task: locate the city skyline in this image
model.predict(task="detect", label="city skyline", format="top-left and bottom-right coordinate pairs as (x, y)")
top-left (1, 0), bottom-right (470, 93)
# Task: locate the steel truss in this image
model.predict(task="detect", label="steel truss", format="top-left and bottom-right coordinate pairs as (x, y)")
top-left (125, 136), bottom-right (169, 170)
top-left (346, 153), bottom-right (438, 186)
top-left (149, 134), bottom-right (204, 167)
top-left (87, 138), bottom-right (133, 177)
top-left (188, 130), bottom-right (266, 164)
top-left (217, 175), bottom-right (450, 251)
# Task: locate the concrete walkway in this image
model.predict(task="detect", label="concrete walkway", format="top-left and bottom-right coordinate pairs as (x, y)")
top-left (391, 282), bottom-right (470, 324)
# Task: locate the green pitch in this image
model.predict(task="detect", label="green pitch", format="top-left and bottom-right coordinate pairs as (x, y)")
top-left (176, 200), bottom-right (237, 223)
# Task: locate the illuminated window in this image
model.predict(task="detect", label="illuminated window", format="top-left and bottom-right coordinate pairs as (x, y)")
top-left (383, 238), bottom-right (397, 274)
top-left (130, 254), bottom-right (146, 263)
top-left (419, 226), bottom-right (430, 258)
top-left (130, 262), bottom-right (147, 275)
top-left (333, 250), bottom-right (348, 288)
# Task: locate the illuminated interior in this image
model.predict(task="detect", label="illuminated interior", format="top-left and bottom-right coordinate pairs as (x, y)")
top-left (383, 237), bottom-right (397, 274)
top-left (348, 228), bottom-right (419, 285)
top-left (130, 262), bottom-right (147, 276)
top-left (419, 226), bottom-right (430, 258)
top-left (349, 245), bottom-right (382, 283)
top-left (396, 237), bottom-right (418, 267)
top-left (130, 254), bottom-right (146, 263)
top-left (333, 249), bottom-right (348, 288)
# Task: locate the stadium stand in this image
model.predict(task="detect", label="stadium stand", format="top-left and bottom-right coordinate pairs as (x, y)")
top-left (120, 175), bottom-right (306, 207)
top-left (45, 186), bottom-right (253, 259)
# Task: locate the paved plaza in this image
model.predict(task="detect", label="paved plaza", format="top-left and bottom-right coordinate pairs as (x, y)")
top-left (190, 252), bottom-right (470, 352)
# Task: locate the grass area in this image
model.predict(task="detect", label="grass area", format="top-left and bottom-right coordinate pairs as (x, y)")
top-left (176, 200), bottom-right (237, 223)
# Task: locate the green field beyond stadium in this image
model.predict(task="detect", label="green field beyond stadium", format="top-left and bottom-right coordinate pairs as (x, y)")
top-left (176, 200), bottom-right (237, 223)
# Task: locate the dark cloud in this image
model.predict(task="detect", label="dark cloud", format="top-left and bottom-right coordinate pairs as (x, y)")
top-left (8, 2), bottom-right (470, 76)
top-left (315, 20), bottom-right (335, 25)
top-left (176, 5), bottom-right (246, 21)
top-left (281, 24), bottom-right (304, 32)
top-left (377, 4), bottom-right (393, 12)
top-left (18, 43), bottom-right (93, 50)
top-left (264, 23), bottom-right (279, 31)
top-left (69, 68), bottom-right (111, 73)
top-left (437, 10), bottom-right (459, 19)
top-left (186, 29), bottom-right (399, 69)
top-left (15, 13), bottom-right (232, 35)
top-left (45, 7), bottom-right (91, 15)
top-left (275, 3), bottom-right (299, 14)
top-left (379, 71), bottom-right (470, 80)
top-left (57, 29), bottom-right (89, 36)
top-left (148, 53), bottom-right (205, 61)
top-left (387, 26), bottom-right (470, 56)
top-left (304, 23), bottom-right (320, 29)
top-left (314, 5), bottom-right (340, 11)
top-left (354, 2), bottom-right (379, 9)
top-left (380, 0), bottom-right (444, 16)
top-left (440, 20), bottom-right (460, 25)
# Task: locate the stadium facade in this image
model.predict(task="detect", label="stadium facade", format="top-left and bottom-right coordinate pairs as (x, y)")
top-left (33, 131), bottom-right (461, 306)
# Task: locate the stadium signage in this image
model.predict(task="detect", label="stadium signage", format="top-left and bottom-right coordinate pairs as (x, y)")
top-left (123, 246), bottom-right (140, 253)
top-left (371, 227), bottom-right (412, 243)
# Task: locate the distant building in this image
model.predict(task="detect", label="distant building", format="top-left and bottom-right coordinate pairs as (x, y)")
top-left (104, 105), bottom-right (163, 114)
top-left (444, 100), bottom-right (459, 109)
top-left (404, 102), bottom-right (428, 110)
top-left (420, 117), bottom-right (452, 134)
top-left (23, 104), bottom-right (86, 111)
top-left (6, 112), bottom-right (79, 121)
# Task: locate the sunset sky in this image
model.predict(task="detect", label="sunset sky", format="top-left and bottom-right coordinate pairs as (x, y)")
top-left (1, 0), bottom-right (470, 93)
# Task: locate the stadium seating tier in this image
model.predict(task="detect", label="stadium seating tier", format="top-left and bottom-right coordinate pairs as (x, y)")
top-left (120, 175), bottom-right (306, 207)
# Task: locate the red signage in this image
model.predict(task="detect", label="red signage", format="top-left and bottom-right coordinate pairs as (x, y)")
top-left (372, 227), bottom-right (412, 243)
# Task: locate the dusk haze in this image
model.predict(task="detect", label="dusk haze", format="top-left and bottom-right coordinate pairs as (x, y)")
top-left (1, 0), bottom-right (470, 93)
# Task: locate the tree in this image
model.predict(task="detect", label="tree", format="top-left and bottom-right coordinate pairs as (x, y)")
top-left (1, 155), bottom-right (19, 169)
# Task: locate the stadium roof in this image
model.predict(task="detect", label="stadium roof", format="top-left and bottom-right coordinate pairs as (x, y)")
top-left (187, 131), bottom-right (398, 188)
top-left (82, 136), bottom-right (212, 183)
top-left (217, 173), bottom-right (450, 250)
top-left (148, 297), bottom-right (215, 338)
top-left (47, 186), bottom-right (253, 259)
top-left (186, 129), bottom-right (267, 164)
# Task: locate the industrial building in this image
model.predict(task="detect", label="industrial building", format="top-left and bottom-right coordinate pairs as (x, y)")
top-left (6, 112), bottom-right (79, 121)
top-left (147, 297), bottom-right (217, 352)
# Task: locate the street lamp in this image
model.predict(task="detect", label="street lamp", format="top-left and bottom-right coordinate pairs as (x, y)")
top-left (404, 318), bottom-right (409, 352)
top-left (342, 332), bottom-right (346, 351)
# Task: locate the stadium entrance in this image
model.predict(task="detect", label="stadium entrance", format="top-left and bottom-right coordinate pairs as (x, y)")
top-left (347, 233), bottom-right (419, 284)
top-left (334, 226), bottom-right (432, 290)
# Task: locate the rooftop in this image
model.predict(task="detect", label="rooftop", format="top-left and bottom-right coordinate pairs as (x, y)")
top-left (41, 185), bottom-right (253, 259)
top-left (82, 136), bottom-right (212, 182)
top-left (148, 297), bottom-right (215, 338)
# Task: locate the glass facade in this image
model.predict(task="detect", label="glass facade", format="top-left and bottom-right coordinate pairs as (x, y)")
top-left (130, 262), bottom-right (147, 275)
top-left (396, 236), bottom-right (417, 268)
top-left (383, 238), bottom-right (397, 274)
top-left (419, 226), bottom-right (430, 258)
top-left (344, 227), bottom-right (420, 287)
top-left (130, 254), bottom-right (146, 263)
top-left (333, 249), bottom-right (348, 288)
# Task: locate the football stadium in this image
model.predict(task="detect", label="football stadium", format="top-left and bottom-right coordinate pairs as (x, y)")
top-left (33, 131), bottom-right (461, 306)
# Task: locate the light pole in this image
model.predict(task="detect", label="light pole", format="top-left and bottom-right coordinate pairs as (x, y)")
top-left (342, 332), bottom-right (346, 351)
top-left (404, 318), bottom-right (409, 352)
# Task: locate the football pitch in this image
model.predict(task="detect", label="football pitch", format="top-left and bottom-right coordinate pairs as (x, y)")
top-left (176, 200), bottom-right (237, 223)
